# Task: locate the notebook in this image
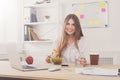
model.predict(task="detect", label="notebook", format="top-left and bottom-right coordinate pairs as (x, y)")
top-left (75, 67), bottom-right (118, 76)
top-left (7, 43), bottom-right (48, 71)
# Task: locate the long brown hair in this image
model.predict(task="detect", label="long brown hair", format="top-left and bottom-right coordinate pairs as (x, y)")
top-left (57, 14), bottom-right (83, 57)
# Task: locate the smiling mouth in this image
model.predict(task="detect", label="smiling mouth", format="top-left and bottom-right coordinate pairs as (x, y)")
top-left (67, 30), bottom-right (74, 32)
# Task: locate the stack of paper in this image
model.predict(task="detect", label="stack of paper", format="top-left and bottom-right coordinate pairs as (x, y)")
top-left (75, 67), bottom-right (118, 76)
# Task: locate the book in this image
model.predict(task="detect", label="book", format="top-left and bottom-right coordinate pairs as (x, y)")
top-left (30, 30), bottom-right (40, 41)
top-left (24, 8), bottom-right (30, 23)
top-left (75, 67), bottom-right (118, 76)
top-left (28, 27), bottom-right (34, 41)
top-left (24, 25), bottom-right (32, 41)
top-left (30, 13), bottom-right (37, 22)
top-left (24, 26), bottom-right (40, 41)
top-left (24, 25), bottom-right (28, 41)
top-left (30, 8), bottom-right (37, 22)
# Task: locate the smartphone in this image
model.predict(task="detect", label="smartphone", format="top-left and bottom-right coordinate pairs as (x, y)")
top-left (61, 64), bottom-right (69, 67)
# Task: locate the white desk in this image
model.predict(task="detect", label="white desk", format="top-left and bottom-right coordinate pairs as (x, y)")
top-left (0, 61), bottom-right (120, 80)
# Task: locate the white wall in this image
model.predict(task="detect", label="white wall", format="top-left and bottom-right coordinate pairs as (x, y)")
top-left (0, 0), bottom-right (19, 43)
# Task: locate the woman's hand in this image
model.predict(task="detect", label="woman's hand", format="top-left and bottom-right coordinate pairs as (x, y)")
top-left (80, 57), bottom-right (87, 67)
top-left (45, 56), bottom-right (51, 63)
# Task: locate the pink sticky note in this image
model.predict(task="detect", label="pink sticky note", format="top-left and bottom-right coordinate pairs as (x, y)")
top-left (101, 8), bottom-right (106, 12)
top-left (80, 14), bottom-right (84, 19)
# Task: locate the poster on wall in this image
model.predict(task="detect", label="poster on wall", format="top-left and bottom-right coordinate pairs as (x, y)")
top-left (72, 1), bottom-right (108, 28)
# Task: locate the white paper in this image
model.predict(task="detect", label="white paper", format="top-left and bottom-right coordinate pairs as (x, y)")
top-left (75, 67), bottom-right (118, 76)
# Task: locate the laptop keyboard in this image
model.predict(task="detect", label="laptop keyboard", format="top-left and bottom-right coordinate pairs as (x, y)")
top-left (22, 65), bottom-right (36, 69)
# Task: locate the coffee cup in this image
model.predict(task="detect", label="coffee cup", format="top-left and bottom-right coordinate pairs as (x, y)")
top-left (90, 53), bottom-right (99, 65)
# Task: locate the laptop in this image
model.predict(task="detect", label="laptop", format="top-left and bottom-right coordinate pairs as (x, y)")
top-left (7, 43), bottom-right (48, 71)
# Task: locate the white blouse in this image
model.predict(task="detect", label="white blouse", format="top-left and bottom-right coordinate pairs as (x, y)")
top-left (51, 37), bottom-right (90, 64)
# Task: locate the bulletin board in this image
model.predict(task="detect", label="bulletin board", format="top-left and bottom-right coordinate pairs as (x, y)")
top-left (72, 1), bottom-right (108, 28)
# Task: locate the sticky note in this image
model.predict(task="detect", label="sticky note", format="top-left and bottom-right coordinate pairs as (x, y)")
top-left (94, 20), bottom-right (100, 25)
top-left (75, 11), bottom-right (80, 16)
top-left (88, 20), bottom-right (94, 25)
top-left (101, 8), bottom-right (106, 12)
top-left (80, 4), bottom-right (85, 9)
top-left (98, 2), bottom-right (106, 7)
top-left (80, 14), bottom-right (84, 19)
top-left (80, 20), bottom-right (82, 23)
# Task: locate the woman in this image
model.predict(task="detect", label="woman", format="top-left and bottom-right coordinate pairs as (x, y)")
top-left (46, 14), bottom-right (90, 67)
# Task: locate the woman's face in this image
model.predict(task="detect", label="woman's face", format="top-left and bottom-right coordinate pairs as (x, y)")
top-left (65, 19), bottom-right (76, 36)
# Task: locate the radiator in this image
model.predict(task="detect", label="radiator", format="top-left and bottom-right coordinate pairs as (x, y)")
top-left (99, 57), bottom-right (113, 64)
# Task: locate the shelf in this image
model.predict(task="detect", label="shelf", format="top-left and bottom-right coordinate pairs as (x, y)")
top-left (24, 2), bottom-right (58, 8)
top-left (24, 21), bottom-right (58, 26)
top-left (23, 1), bottom-right (60, 44)
top-left (24, 39), bottom-right (53, 43)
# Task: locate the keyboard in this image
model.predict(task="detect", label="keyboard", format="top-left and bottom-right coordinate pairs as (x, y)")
top-left (22, 65), bottom-right (36, 69)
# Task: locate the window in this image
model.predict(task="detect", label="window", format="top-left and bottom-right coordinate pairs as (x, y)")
top-left (0, 0), bottom-right (18, 43)
top-left (0, 0), bottom-right (19, 59)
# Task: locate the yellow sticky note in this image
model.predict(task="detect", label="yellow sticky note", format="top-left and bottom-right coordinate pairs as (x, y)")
top-left (80, 20), bottom-right (82, 23)
top-left (98, 2), bottom-right (106, 7)
top-left (75, 11), bottom-right (80, 16)
top-left (88, 20), bottom-right (94, 25)
top-left (94, 20), bottom-right (100, 25)
top-left (80, 4), bottom-right (85, 9)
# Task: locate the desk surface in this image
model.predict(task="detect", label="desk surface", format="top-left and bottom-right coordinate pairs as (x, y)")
top-left (0, 61), bottom-right (120, 80)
